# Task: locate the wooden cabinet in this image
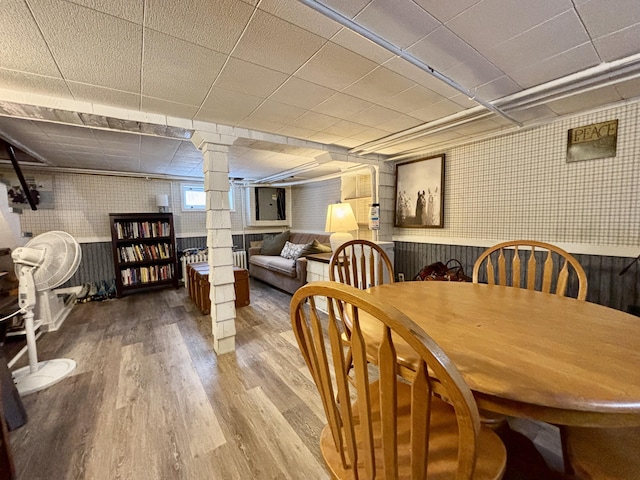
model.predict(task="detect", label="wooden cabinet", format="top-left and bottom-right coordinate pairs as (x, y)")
top-left (109, 213), bottom-right (178, 297)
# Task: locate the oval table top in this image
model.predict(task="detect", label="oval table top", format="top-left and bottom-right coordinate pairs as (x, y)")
top-left (364, 281), bottom-right (640, 427)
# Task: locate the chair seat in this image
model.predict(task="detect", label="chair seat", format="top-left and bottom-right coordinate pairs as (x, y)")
top-left (321, 381), bottom-right (506, 480)
top-left (565, 426), bottom-right (640, 479)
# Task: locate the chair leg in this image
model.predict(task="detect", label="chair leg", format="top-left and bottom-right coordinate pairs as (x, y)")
top-left (558, 425), bottom-right (575, 475)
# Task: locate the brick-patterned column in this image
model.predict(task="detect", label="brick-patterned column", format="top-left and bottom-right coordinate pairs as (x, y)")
top-left (192, 132), bottom-right (237, 354)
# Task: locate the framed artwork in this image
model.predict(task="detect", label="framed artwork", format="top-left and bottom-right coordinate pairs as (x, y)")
top-left (0, 172), bottom-right (54, 209)
top-left (394, 154), bottom-right (445, 228)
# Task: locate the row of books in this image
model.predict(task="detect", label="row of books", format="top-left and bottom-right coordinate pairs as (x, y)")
top-left (115, 221), bottom-right (171, 240)
top-left (117, 243), bottom-right (173, 263)
top-left (121, 264), bottom-right (174, 286)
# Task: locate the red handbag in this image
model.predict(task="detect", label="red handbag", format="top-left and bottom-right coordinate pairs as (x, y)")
top-left (414, 259), bottom-right (471, 282)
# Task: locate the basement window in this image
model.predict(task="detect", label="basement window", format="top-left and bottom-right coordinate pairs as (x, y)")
top-left (181, 184), bottom-right (234, 211)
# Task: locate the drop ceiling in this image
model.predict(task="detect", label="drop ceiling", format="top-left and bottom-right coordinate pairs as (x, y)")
top-left (0, 0), bottom-right (639, 181)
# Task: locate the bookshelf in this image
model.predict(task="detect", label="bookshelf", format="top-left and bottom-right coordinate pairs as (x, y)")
top-left (109, 213), bottom-right (179, 297)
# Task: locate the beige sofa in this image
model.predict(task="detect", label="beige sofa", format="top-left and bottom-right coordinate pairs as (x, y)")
top-left (248, 232), bottom-right (331, 294)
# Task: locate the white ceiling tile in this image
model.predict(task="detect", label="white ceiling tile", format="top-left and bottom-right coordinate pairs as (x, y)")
top-left (330, 28), bottom-right (395, 64)
top-left (68, 0), bottom-right (144, 23)
top-left (593, 25), bottom-right (640, 62)
top-left (348, 105), bottom-right (403, 128)
top-left (250, 100), bottom-right (306, 124)
top-left (333, 137), bottom-right (362, 148)
top-left (408, 26), bottom-right (478, 72)
top-left (377, 84), bottom-right (443, 112)
top-left (140, 136), bottom-right (181, 156)
top-left (348, 126), bottom-right (388, 142)
top-left (295, 42), bottom-right (377, 91)
top-left (577, 0), bottom-right (640, 39)
top-left (258, 0), bottom-right (342, 38)
top-left (141, 97), bottom-right (200, 119)
top-left (214, 58), bottom-right (288, 98)
top-left (237, 117), bottom-right (286, 134)
top-left (413, 0), bottom-right (482, 23)
top-left (546, 86), bottom-right (622, 115)
top-left (355, 0), bottom-right (440, 49)
top-left (145, 0), bottom-right (254, 54)
top-left (29, 0), bottom-right (142, 91)
top-left (312, 93), bottom-right (373, 118)
top-left (409, 99), bottom-right (465, 122)
top-left (382, 57), bottom-right (463, 98)
top-left (200, 87), bottom-right (264, 123)
top-left (509, 43), bottom-right (600, 88)
top-left (232, 10), bottom-right (325, 74)
top-left (269, 77), bottom-right (336, 110)
top-left (376, 114), bottom-right (423, 134)
top-left (446, 0), bottom-right (573, 51)
top-left (142, 29), bottom-right (226, 105)
top-left (485, 11), bottom-right (590, 74)
top-left (293, 111), bottom-right (341, 131)
top-left (321, 120), bottom-right (370, 137)
top-left (443, 55), bottom-right (505, 90)
top-left (474, 76), bottom-right (522, 102)
top-left (67, 82), bottom-right (140, 110)
top-left (0, 69), bottom-right (71, 98)
top-left (506, 105), bottom-right (557, 124)
top-left (0, 0), bottom-right (61, 76)
top-left (320, 0), bottom-right (370, 18)
top-left (344, 67), bottom-right (415, 103)
top-left (276, 125), bottom-right (317, 140)
top-left (309, 132), bottom-right (344, 144)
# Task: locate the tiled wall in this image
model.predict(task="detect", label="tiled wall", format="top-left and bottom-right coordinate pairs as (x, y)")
top-left (395, 101), bottom-right (640, 252)
top-left (291, 178), bottom-right (340, 232)
top-left (0, 169), bottom-right (207, 240)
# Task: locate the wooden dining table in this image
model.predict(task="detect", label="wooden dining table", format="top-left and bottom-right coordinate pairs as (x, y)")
top-left (363, 281), bottom-right (640, 428)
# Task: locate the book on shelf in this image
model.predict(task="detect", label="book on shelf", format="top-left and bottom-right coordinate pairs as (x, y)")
top-left (120, 263), bottom-right (174, 286)
top-left (115, 220), bottom-right (171, 240)
top-left (117, 243), bottom-right (173, 263)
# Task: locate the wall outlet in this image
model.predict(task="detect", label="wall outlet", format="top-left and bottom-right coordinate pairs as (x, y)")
top-left (22, 231), bottom-right (33, 238)
top-left (398, 273), bottom-right (405, 282)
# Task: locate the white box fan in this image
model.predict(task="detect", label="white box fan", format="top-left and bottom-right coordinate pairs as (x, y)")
top-left (10, 231), bottom-right (82, 395)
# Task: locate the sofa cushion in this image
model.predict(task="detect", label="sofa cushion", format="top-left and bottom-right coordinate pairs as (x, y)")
top-left (250, 254), bottom-right (297, 277)
top-left (289, 232), bottom-right (331, 245)
top-left (299, 239), bottom-right (332, 257)
top-left (280, 241), bottom-right (309, 260)
top-left (260, 230), bottom-right (290, 255)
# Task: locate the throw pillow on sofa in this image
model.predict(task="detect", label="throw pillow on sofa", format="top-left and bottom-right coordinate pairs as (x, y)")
top-left (260, 230), bottom-right (290, 255)
top-left (280, 241), bottom-right (309, 260)
top-left (298, 239), bottom-right (333, 258)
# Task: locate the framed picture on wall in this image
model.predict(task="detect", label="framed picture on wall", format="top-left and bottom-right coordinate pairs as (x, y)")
top-left (394, 154), bottom-right (445, 228)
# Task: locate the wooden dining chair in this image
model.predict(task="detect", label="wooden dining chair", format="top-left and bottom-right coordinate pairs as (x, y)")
top-left (472, 240), bottom-right (588, 300)
top-left (329, 239), bottom-right (395, 289)
top-left (329, 239), bottom-right (395, 375)
top-left (290, 281), bottom-right (507, 479)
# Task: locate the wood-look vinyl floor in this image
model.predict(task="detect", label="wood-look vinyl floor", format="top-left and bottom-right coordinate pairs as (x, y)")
top-left (6, 279), bottom-right (565, 479)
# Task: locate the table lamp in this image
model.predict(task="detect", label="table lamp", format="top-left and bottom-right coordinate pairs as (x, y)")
top-left (325, 203), bottom-right (358, 252)
top-left (156, 194), bottom-right (169, 213)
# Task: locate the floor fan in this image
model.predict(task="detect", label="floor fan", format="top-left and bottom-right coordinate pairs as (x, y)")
top-left (11, 231), bottom-right (82, 395)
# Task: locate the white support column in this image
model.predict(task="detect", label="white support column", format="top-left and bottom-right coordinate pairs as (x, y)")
top-left (192, 132), bottom-right (237, 354)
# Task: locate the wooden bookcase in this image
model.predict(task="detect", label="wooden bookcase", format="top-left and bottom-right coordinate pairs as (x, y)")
top-left (109, 213), bottom-right (179, 297)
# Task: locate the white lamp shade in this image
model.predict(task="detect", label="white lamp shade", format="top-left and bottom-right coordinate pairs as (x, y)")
top-left (156, 194), bottom-right (169, 207)
top-left (325, 203), bottom-right (358, 251)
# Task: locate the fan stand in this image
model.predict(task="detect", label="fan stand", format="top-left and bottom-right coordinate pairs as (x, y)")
top-left (11, 271), bottom-right (76, 395)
